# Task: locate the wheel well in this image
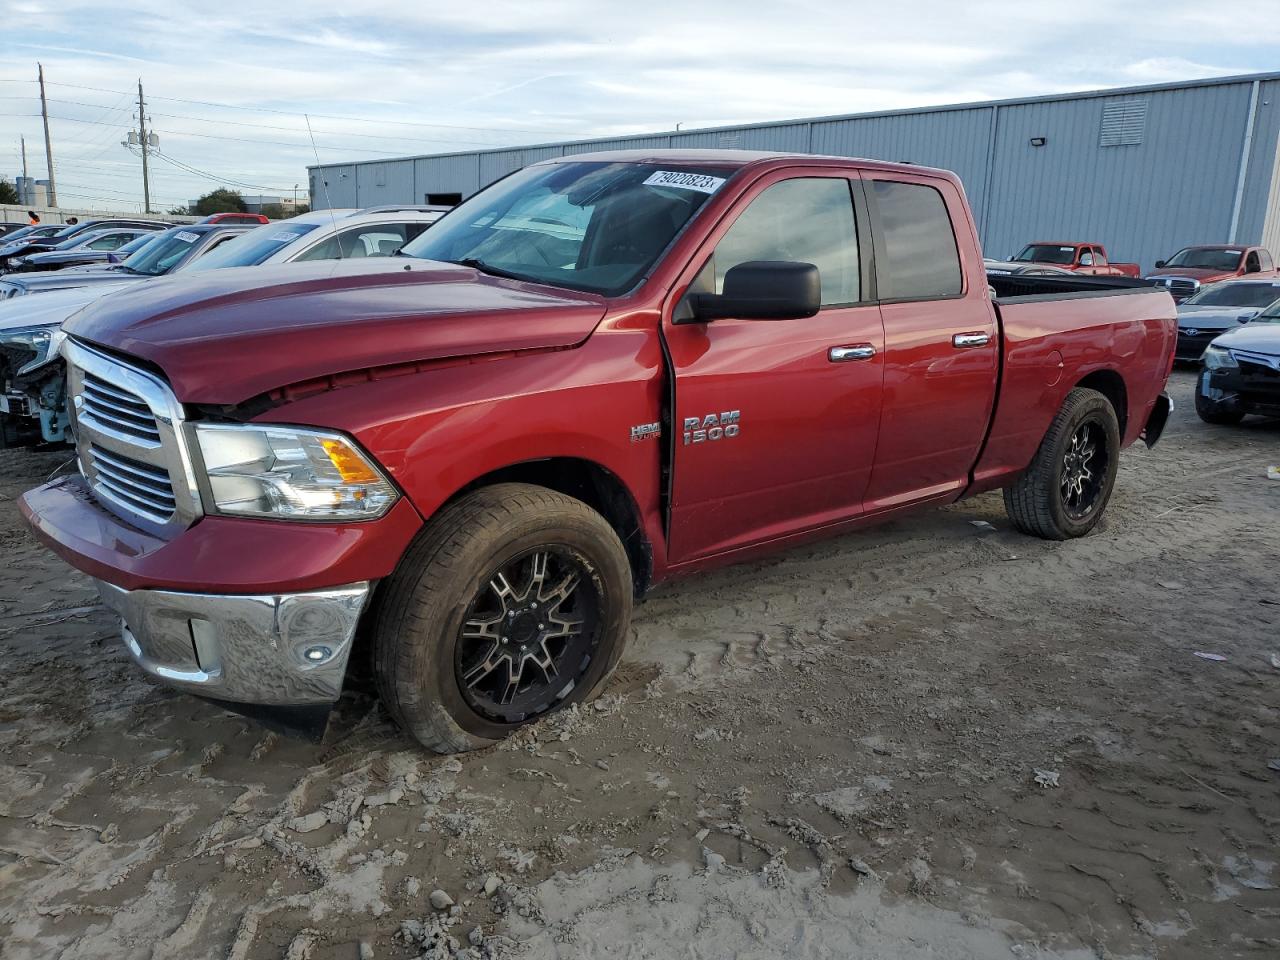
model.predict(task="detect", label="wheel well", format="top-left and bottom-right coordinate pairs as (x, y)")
top-left (455, 458), bottom-right (653, 597)
top-left (1075, 370), bottom-right (1127, 435)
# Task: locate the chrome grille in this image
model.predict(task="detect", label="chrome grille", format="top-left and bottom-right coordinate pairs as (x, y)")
top-left (65, 339), bottom-right (202, 539)
top-left (1167, 279), bottom-right (1198, 299)
top-left (81, 372), bottom-right (162, 443)
top-left (87, 445), bottom-right (177, 522)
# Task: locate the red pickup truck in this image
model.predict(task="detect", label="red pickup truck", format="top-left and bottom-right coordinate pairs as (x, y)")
top-left (21, 150), bottom-right (1177, 751)
top-left (1145, 244), bottom-right (1278, 301)
top-left (1012, 241), bottom-right (1141, 277)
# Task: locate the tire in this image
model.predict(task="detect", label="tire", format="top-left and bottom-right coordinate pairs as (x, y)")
top-left (372, 483), bottom-right (633, 753)
top-left (1194, 383), bottom-right (1245, 425)
top-left (1003, 387), bottom-right (1121, 540)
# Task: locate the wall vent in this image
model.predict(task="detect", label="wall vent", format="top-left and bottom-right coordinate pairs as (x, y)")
top-left (1099, 99), bottom-right (1147, 146)
top-left (718, 132), bottom-right (741, 147)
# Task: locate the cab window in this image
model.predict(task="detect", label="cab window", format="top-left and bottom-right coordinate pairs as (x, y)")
top-left (869, 179), bottom-right (963, 300)
top-left (697, 177), bottom-right (861, 307)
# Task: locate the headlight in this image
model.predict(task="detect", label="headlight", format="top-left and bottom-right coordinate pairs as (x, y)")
top-left (194, 423), bottom-right (398, 520)
top-left (1202, 345), bottom-right (1238, 369)
top-left (0, 324), bottom-right (63, 375)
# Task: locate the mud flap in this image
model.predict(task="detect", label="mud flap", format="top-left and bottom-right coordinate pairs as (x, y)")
top-left (195, 696), bottom-right (333, 742)
top-left (1141, 392), bottom-right (1172, 449)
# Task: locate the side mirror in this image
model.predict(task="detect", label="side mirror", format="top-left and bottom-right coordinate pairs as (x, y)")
top-left (1154, 260), bottom-right (1166, 269)
top-left (682, 261), bottom-right (820, 323)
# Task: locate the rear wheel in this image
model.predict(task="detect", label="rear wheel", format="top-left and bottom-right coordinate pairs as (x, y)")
top-left (372, 483), bottom-right (632, 753)
top-left (1003, 388), bottom-right (1121, 540)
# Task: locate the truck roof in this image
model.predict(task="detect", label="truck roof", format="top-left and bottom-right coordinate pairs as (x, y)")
top-left (537, 148), bottom-right (959, 182)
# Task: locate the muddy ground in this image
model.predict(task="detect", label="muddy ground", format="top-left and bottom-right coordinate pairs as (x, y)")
top-left (1, 368), bottom-right (1278, 960)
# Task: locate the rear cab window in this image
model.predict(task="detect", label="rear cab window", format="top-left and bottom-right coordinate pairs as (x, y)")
top-left (868, 179), bottom-right (963, 301)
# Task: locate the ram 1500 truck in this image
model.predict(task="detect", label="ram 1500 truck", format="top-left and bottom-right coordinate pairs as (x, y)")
top-left (20, 150), bottom-right (1177, 752)
top-left (1011, 242), bottom-right (1141, 277)
top-left (1146, 245), bottom-right (1278, 301)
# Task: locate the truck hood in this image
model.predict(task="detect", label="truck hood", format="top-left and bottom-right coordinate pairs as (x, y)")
top-left (1145, 267), bottom-right (1233, 281)
top-left (1213, 323), bottom-right (1280, 356)
top-left (65, 258), bottom-right (609, 405)
top-left (1175, 305), bottom-right (1262, 329)
top-left (0, 283), bottom-right (137, 334)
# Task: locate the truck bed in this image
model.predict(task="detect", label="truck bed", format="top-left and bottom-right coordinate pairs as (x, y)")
top-left (968, 277), bottom-right (1176, 495)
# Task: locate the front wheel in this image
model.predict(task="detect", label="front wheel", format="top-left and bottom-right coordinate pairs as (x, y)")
top-left (372, 483), bottom-right (633, 753)
top-left (1003, 387), bottom-right (1121, 540)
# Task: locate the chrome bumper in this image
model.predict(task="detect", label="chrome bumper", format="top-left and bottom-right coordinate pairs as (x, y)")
top-left (95, 579), bottom-right (371, 707)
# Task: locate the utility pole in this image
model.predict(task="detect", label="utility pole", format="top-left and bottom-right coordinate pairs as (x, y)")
top-left (37, 63), bottom-right (57, 207)
top-left (21, 136), bottom-right (28, 180)
top-left (137, 79), bottom-right (151, 214)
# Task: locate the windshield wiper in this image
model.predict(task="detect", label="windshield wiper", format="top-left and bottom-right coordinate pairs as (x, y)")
top-left (451, 257), bottom-right (533, 283)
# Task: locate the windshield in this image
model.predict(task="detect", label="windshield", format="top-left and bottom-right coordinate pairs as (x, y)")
top-left (1254, 303), bottom-right (1280, 323)
top-left (1014, 244), bottom-right (1077, 265)
top-left (115, 234), bottom-right (155, 257)
top-left (1164, 248), bottom-right (1242, 271)
top-left (121, 228), bottom-right (205, 276)
top-left (53, 230), bottom-right (110, 251)
top-left (1184, 282), bottom-right (1280, 308)
top-left (399, 161), bottom-right (734, 295)
top-left (184, 221), bottom-right (319, 271)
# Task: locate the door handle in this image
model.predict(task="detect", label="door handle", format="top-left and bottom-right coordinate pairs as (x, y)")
top-left (952, 332), bottom-right (991, 348)
top-left (829, 344), bottom-right (876, 362)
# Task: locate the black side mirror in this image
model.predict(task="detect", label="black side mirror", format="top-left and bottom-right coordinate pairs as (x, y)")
top-left (1154, 260), bottom-right (1166, 269)
top-left (682, 261), bottom-right (820, 323)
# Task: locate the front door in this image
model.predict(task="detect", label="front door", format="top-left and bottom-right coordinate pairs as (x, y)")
top-left (664, 171), bottom-right (885, 563)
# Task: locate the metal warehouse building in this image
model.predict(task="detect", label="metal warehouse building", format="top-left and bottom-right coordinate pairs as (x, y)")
top-left (309, 71), bottom-right (1280, 274)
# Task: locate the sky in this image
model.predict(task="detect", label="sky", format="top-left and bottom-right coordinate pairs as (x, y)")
top-left (1, 0), bottom-right (1278, 212)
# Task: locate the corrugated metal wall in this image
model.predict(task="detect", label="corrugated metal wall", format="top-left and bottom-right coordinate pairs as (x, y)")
top-left (310, 74), bottom-right (1280, 274)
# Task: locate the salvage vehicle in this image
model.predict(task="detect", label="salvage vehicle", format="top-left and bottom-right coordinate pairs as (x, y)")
top-left (20, 150), bottom-right (1176, 752)
top-left (1146, 245), bottom-right (1277, 302)
top-left (0, 209), bottom-right (442, 446)
top-left (6, 227), bottom-right (156, 273)
top-left (1011, 242), bottom-right (1141, 277)
top-left (0, 223), bottom-right (250, 299)
top-left (0, 218), bottom-right (168, 272)
top-left (1173, 278), bottom-right (1280, 362)
top-left (9, 231), bottom-right (158, 275)
top-left (1195, 304), bottom-right (1280, 423)
top-left (198, 212), bottom-right (270, 225)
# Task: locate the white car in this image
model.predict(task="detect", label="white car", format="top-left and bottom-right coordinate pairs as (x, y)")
top-left (183, 207), bottom-right (444, 273)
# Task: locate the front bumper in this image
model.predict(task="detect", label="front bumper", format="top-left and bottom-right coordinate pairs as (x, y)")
top-left (1175, 329), bottom-right (1227, 362)
top-left (1201, 364), bottom-right (1280, 417)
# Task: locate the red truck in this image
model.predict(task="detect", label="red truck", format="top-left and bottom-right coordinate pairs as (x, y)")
top-left (20, 150), bottom-right (1177, 751)
top-left (1145, 244), bottom-right (1278, 301)
top-left (1011, 241), bottom-right (1141, 277)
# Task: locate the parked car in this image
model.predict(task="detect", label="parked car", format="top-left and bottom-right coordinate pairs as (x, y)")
top-left (1010, 242), bottom-right (1141, 277)
top-left (0, 223), bottom-right (65, 248)
top-left (984, 259), bottom-right (1074, 276)
top-left (1145, 245), bottom-right (1277, 301)
top-left (0, 219), bottom-right (168, 272)
top-left (199, 212), bottom-right (270, 225)
top-left (7, 231), bottom-right (157, 274)
top-left (0, 222), bottom-right (39, 239)
top-left (6, 227), bottom-right (156, 273)
top-left (1173, 278), bottom-right (1280, 362)
top-left (20, 150), bottom-right (1175, 749)
top-left (0, 223), bottom-right (250, 299)
top-left (0, 208), bottom-right (443, 445)
top-left (1194, 304), bottom-right (1280, 423)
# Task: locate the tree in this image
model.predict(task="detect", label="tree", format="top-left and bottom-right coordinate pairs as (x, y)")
top-left (293, 204), bottom-right (310, 216)
top-left (193, 188), bottom-right (246, 216)
top-left (0, 179), bottom-right (19, 205)
top-left (259, 203), bottom-right (285, 220)
top-left (167, 205), bottom-right (190, 216)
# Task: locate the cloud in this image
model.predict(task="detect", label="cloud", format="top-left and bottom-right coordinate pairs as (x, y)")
top-left (1, 0), bottom-right (1277, 210)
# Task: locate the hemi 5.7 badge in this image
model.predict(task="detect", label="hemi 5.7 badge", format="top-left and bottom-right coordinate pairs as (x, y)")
top-left (683, 410), bottom-right (740, 445)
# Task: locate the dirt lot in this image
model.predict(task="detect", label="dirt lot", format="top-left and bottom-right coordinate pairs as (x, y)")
top-left (1, 368), bottom-right (1278, 960)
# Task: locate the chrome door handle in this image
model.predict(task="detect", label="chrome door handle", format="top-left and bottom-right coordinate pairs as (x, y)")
top-left (829, 344), bottom-right (876, 362)
top-left (952, 332), bottom-right (991, 348)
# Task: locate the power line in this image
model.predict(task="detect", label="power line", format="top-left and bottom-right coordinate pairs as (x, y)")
top-left (0, 78), bottom-right (587, 138)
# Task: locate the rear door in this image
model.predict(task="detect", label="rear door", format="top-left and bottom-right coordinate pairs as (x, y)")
top-left (861, 174), bottom-right (999, 511)
top-left (664, 170), bottom-right (885, 562)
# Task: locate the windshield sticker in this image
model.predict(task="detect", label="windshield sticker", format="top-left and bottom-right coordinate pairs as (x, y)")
top-left (1225, 250), bottom-right (1241, 256)
top-left (643, 171), bottom-right (726, 195)
top-left (175, 231), bottom-right (199, 243)
top-left (269, 232), bottom-right (300, 242)
top-left (1059, 246), bottom-right (1074, 252)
